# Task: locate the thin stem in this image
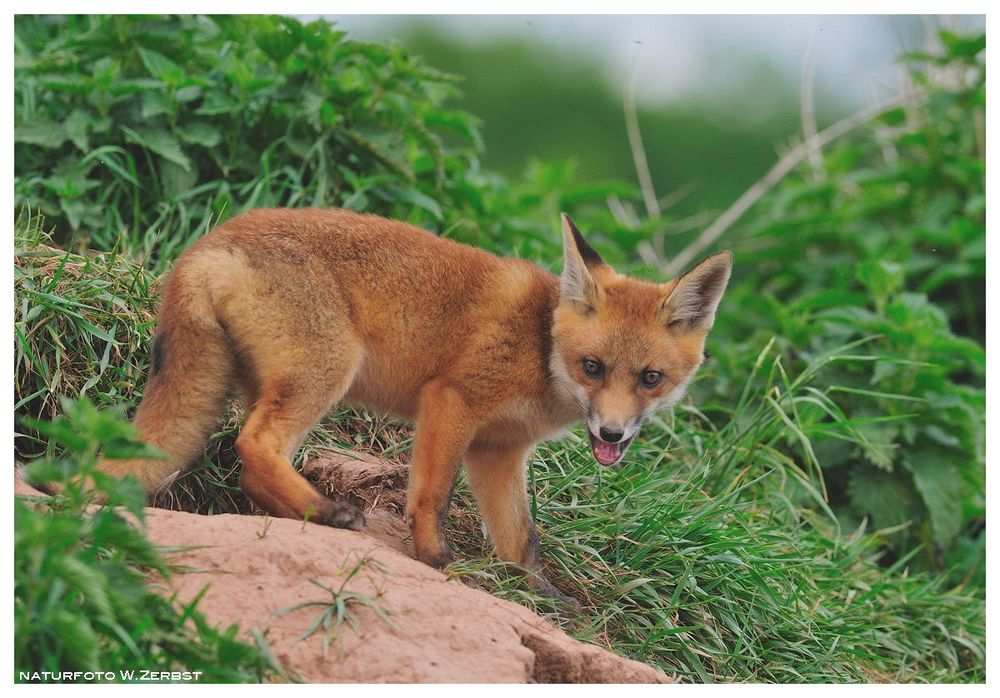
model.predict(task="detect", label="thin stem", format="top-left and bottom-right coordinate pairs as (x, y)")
top-left (800, 27), bottom-right (825, 180)
top-left (624, 56), bottom-right (660, 220)
top-left (662, 91), bottom-right (921, 278)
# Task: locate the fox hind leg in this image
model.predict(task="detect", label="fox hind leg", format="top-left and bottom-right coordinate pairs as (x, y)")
top-left (235, 349), bottom-right (366, 530)
top-left (95, 311), bottom-right (235, 492)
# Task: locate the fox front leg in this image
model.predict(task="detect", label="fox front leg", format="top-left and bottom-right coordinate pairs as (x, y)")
top-left (406, 381), bottom-right (476, 569)
top-left (464, 442), bottom-right (580, 610)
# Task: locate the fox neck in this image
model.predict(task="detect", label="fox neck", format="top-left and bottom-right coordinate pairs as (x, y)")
top-left (542, 310), bottom-right (589, 427)
top-left (543, 346), bottom-right (580, 412)
top-left (548, 381), bottom-right (589, 433)
top-left (519, 272), bottom-right (585, 428)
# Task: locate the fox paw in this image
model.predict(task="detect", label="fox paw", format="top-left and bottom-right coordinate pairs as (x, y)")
top-left (419, 549), bottom-right (455, 570)
top-left (313, 500), bottom-right (365, 531)
top-left (531, 574), bottom-right (583, 614)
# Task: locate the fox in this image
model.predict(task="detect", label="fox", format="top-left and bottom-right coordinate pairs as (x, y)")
top-left (93, 208), bottom-right (731, 599)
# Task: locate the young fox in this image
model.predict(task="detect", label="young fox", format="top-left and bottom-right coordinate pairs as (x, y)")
top-left (97, 208), bottom-right (731, 593)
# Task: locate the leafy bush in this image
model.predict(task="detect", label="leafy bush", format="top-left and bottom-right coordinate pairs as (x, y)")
top-left (14, 15), bottom-right (486, 267)
top-left (16, 398), bottom-right (285, 682)
top-left (707, 31), bottom-right (985, 577)
top-left (15, 15), bottom-right (647, 268)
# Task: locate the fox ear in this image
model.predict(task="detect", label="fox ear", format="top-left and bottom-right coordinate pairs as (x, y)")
top-left (661, 251), bottom-right (732, 331)
top-left (560, 213), bottom-right (604, 310)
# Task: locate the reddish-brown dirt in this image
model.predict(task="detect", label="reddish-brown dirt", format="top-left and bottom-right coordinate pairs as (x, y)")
top-left (15, 455), bottom-right (673, 683)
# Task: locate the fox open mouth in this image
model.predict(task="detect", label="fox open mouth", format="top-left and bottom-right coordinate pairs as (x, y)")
top-left (587, 429), bottom-right (634, 467)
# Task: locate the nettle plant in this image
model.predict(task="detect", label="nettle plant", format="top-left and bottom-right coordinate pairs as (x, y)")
top-left (15, 15), bottom-right (649, 269)
top-left (16, 398), bottom-right (284, 680)
top-left (710, 30), bottom-right (984, 576)
top-left (14, 15), bottom-right (485, 268)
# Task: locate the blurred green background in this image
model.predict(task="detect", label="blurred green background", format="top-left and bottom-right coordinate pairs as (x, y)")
top-left (326, 15), bottom-right (970, 218)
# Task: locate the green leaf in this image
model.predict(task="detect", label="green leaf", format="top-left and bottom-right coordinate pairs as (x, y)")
top-left (877, 106), bottom-right (907, 127)
top-left (61, 200), bottom-right (92, 230)
top-left (175, 85), bottom-right (203, 103)
top-left (90, 56), bottom-right (122, 85)
top-left (176, 122), bottom-right (222, 148)
top-left (905, 450), bottom-right (965, 546)
top-left (939, 31), bottom-right (985, 60)
top-left (851, 419), bottom-right (899, 470)
top-left (301, 18), bottom-right (342, 51)
top-left (301, 89), bottom-right (326, 130)
top-left (390, 187), bottom-right (443, 220)
top-left (423, 109), bottom-right (484, 150)
top-left (123, 126), bottom-right (191, 171)
top-left (791, 289), bottom-right (871, 313)
top-left (160, 159), bottom-right (198, 198)
top-left (77, 318), bottom-right (115, 342)
top-left (137, 46), bottom-right (182, 83)
top-left (64, 110), bottom-right (94, 151)
top-left (855, 260), bottom-right (904, 306)
top-left (141, 91), bottom-right (173, 119)
top-left (50, 608), bottom-right (100, 670)
top-left (336, 65), bottom-right (368, 94)
top-left (54, 556), bottom-right (114, 620)
top-left (33, 72), bottom-right (89, 93)
top-left (254, 17), bottom-right (303, 62)
top-left (846, 466), bottom-right (920, 530)
top-left (15, 121), bottom-right (68, 148)
top-left (195, 91), bottom-right (239, 116)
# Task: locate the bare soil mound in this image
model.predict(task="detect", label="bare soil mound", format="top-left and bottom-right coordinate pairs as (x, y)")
top-left (15, 456), bottom-right (672, 683)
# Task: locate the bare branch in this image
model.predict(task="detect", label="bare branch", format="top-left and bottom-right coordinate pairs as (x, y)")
top-left (657, 181), bottom-right (698, 213)
top-left (607, 194), bottom-right (639, 229)
top-left (624, 57), bottom-right (660, 220)
top-left (868, 76), bottom-right (899, 166)
top-left (800, 27), bottom-right (824, 179)
top-left (661, 91), bottom-right (920, 278)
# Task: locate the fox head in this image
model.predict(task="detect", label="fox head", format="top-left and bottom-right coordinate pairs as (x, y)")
top-left (550, 214), bottom-right (732, 466)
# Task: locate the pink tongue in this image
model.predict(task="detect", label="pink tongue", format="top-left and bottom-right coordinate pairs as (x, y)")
top-left (594, 439), bottom-right (622, 466)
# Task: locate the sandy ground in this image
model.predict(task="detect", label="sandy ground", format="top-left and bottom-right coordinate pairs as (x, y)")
top-left (16, 454), bottom-right (672, 683)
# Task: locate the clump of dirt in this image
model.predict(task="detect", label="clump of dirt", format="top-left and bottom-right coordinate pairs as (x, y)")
top-left (304, 450), bottom-right (410, 515)
top-left (303, 451), bottom-right (413, 557)
top-left (15, 456), bottom-right (673, 683)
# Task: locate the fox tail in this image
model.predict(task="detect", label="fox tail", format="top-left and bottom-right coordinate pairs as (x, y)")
top-left (97, 270), bottom-right (235, 490)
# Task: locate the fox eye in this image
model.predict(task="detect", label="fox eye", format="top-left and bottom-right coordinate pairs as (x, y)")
top-left (582, 359), bottom-right (603, 378)
top-left (640, 370), bottom-right (662, 388)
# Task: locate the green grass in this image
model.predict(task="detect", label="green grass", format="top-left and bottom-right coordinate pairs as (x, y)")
top-left (14, 209), bottom-right (157, 441)
top-left (274, 553), bottom-right (398, 660)
top-left (282, 312), bottom-right (985, 682)
top-left (438, 342), bottom-right (985, 682)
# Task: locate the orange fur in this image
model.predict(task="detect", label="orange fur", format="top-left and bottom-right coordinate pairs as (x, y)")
top-left (96, 208), bottom-right (731, 594)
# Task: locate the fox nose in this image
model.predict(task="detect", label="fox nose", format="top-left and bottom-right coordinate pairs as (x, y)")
top-left (599, 425), bottom-right (625, 443)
